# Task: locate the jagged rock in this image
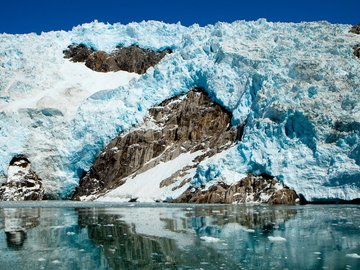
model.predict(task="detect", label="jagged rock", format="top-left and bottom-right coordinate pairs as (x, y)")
top-left (349, 23), bottom-right (360, 34)
top-left (63, 44), bottom-right (172, 74)
top-left (354, 44), bottom-right (360, 59)
top-left (63, 44), bottom-right (94, 62)
top-left (72, 89), bottom-right (240, 200)
top-left (0, 155), bottom-right (44, 201)
top-left (172, 174), bottom-right (299, 205)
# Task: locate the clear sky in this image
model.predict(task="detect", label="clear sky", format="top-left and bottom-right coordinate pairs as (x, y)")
top-left (1, 0), bottom-right (358, 34)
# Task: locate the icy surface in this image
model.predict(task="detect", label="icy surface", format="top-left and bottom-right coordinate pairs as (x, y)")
top-left (0, 20), bottom-right (359, 200)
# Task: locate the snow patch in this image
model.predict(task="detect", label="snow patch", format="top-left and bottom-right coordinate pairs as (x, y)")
top-left (97, 151), bottom-right (203, 202)
top-left (7, 162), bottom-right (31, 183)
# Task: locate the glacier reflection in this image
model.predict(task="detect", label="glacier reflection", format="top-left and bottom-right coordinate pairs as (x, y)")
top-left (0, 205), bottom-right (359, 270)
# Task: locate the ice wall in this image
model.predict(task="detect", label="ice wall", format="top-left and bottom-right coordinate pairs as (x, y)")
top-left (0, 20), bottom-right (359, 200)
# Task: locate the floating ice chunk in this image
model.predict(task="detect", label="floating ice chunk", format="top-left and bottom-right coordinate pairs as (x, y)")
top-left (268, 236), bottom-right (287, 242)
top-left (200, 236), bottom-right (222, 242)
top-left (346, 253), bottom-right (360, 259)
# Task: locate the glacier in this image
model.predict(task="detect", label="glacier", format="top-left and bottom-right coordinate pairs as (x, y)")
top-left (0, 19), bottom-right (359, 200)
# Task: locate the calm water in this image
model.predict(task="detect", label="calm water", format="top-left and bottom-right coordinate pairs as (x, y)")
top-left (0, 202), bottom-right (359, 270)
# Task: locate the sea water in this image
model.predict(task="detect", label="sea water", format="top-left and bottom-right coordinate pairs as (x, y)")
top-left (0, 202), bottom-right (359, 270)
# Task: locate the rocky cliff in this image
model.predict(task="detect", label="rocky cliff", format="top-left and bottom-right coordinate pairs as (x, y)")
top-left (72, 89), bottom-right (299, 204)
top-left (72, 89), bottom-right (240, 200)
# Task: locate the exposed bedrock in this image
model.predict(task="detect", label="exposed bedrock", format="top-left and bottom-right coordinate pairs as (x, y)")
top-left (349, 24), bottom-right (360, 58)
top-left (349, 23), bottom-right (360, 34)
top-left (354, 44), bottom-right (360, 59)
top-left (0, 155), bottom-right (44, 201)
top-left (173, 174), bottom-right (299, 204)
top-left (63, 44), bottom-right (172, 74)
top-left (72, 89), bottom-right (240, 200)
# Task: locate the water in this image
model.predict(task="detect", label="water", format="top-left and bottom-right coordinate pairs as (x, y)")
top-left (0, 202), bottom-right (359, 270)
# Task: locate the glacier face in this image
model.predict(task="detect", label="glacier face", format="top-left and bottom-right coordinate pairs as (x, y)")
top-left (0, 20), bottom-right (359, 200)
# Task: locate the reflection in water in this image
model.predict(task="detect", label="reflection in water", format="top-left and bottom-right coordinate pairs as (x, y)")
top-left (2, 208), bottom-right (40, 248)
top-left (0, 204), bottom-right (360, 270)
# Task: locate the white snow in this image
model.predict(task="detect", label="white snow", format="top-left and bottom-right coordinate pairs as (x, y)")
top-left (1, 61), bottom-right (138, 120)
top-left (0, 20), bottom-right (359, 200)
top-left (98, 151), bottom-right (202, 202)
top-left (7, 161), bottom-right (31, 183)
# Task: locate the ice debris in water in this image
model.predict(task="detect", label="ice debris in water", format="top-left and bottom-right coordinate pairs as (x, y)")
top-left (346, 253), bottom-right (360, 259)
top-left (0, 20), bottom-right (359, 200)
top-left (200, 236), bottom-right (222, 243)
top-left (268, 236), bottom-right (287, 242)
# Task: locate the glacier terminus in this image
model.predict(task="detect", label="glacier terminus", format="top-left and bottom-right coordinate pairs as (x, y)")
top-left (0, 19), bottom-right (359, 202)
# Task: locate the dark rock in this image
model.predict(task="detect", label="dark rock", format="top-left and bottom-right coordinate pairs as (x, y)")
top-left (173, 174), bottom-right (299, 205)
top-left (349, 23), bottom-right (360, 34)
top-left (354, 44), bottom-right (360, 59)
top-left (0, 157), bottom-right (44, 201)
top-left (72, 89), bottom-right (239, 200)
top-left (63, 44), bottom-right (172, 74)
top-left (63, 44), bottom-right (94, 62)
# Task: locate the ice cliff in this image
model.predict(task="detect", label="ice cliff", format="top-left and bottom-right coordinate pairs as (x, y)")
top-left (0, 20), bottom-right (359, 201)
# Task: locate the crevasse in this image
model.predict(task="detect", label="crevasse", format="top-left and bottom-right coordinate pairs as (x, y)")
top-left (0, 19), bottom-right (359, 200)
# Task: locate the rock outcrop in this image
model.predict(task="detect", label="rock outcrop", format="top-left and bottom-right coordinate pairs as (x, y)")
top-left (63, 44), bottom-right (172, 74)
top-left (173, 174), bottom-right (299, 204)
top-left (0, 155), bottom-right (44, 201)
top-left (350, 24), bottom-right (360, 59)
top-left (63, 44), bottom-right (94, 62)
top-left (72, 89), bottom-right (240, 200)
top-left (349, 23), bottom-right (360, 34)
top-left (354, 44), bottom-right (360, 59)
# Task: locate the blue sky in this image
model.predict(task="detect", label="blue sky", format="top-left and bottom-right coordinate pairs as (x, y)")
top-left (1, 0), bottom-right (358, 34)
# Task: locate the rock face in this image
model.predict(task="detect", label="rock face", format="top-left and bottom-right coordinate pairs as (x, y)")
top-left (63, 44), bottom-right (172, 74)
top-left (350, 24), bottom-right (360, 59)
top-left (63, 44), bottom-right (94, 62)
top-left (72, 89), bottom-right (240, 200)
top-left (354, 44), bottom-right (360, 59)
top-left (173, 174), bottom-right (299, 204)
top-left (0, 155), bottom-right (44, 201)
top-left (349, 23), bottom-right (360, 34)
